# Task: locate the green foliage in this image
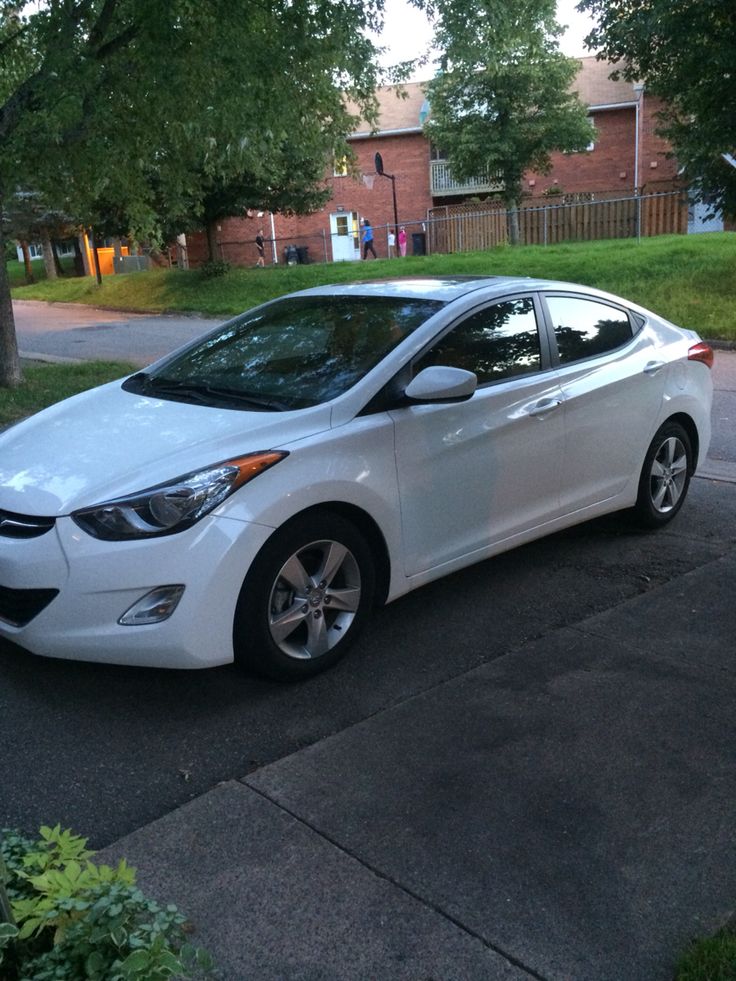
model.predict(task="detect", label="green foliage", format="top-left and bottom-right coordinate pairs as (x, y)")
top-left (425, 0), bottom-right (595, 220)
top-left (675, 922), bottom-right (736, 980)
top-left (0, 825), bottom-right (213, 980)
top-left (198, 259), bottom-right (231, 279)
top-left (0, 0), bottom-right (395, 383)
top-left (580, 0), bottom-right (736, 219)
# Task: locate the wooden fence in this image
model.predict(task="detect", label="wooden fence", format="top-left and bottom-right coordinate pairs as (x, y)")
top-left (427, 190), bottom-right (688, 253)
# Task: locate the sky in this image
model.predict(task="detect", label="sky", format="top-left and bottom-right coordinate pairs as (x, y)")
top-left (376, 0), bottom-right (598, 78)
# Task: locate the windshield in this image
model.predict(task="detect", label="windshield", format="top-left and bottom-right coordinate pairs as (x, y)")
top-left (124, 295), bottom-right (444, 410)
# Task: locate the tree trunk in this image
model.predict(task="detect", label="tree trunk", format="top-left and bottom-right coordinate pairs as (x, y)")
top-left (90, 229), bottom-right (102, 285)
top-left (0, 222), bottom-right (22, 388)
top-left (20, 240), bottom-right (35, 283)
top-left (205, 219), bottom-right (218, 262)
top-left (73, 237), bottom-right (86, 276)
top-left (52, 239), bottom-right (66, 276)
top-left (40, 226), bottom-right (57, 279)
top-left (506, 199), bottom-right (520, 246)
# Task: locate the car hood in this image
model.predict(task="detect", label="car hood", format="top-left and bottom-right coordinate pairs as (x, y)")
top-left (0, 380), bottom-right (333, 516)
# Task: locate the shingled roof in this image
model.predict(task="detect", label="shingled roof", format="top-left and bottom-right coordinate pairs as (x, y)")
top-left (350, 57), bottom-right (638, 138)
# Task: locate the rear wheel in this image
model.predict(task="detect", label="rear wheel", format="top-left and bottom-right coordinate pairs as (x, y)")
top-left (634, 421), bottom-right (693, 528)
top-left (234, 512), bottom-right (375, 681)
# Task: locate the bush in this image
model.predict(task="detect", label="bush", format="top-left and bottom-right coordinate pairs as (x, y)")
top-left (198, 259), bottom-right (230, 278)
top-left (0, 825), bottom-right (214, 980)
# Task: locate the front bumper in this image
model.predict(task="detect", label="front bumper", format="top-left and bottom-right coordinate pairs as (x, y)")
top-left (0, 513), bottom-right (273, 668)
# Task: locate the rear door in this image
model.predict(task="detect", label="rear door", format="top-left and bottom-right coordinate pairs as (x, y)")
top-left (541, 292), bottom-right (666, 511)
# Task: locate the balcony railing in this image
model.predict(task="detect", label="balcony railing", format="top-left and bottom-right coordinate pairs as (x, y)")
top-left (430, 160), bottom-right (503, 197)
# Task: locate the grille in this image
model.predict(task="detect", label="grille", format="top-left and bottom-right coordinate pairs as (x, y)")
top-left (0, 509), bottom-right (55, 539)
top-left (0, 586), bottom-right (59, 627)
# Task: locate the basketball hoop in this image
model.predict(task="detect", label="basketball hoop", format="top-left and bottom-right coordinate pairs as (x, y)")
top-left (362, 174), bottom-right (375, 190)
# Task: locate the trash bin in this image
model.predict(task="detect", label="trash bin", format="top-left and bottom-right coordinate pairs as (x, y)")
top-left (284, 245), bottom-right (299, 265)
top-left (411, 232), bottom-right (427, 256)
top-left (296, 245), bottom-right (310, 265)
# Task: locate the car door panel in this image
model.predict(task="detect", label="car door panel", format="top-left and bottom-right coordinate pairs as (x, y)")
top-left (387, 294), bottom-right (565, 577)
top-left (542, 294), bottom-right (666, 511)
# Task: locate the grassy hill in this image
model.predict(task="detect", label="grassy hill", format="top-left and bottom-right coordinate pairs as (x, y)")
top-left (9, 232), bottom-right (736, 341)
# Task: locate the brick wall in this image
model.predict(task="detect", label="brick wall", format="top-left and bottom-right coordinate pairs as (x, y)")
top-left (525, 98), bottom-right (678, 199)
top-left (184, 96), bottom-right (685, 267)
top-left (272, 133), bottom-right (433, 260)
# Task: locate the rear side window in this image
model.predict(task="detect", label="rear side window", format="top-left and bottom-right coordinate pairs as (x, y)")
top-left (546, 295), bottom-right (633, 365)
top-left (414, 297), bottom-right (541, 384)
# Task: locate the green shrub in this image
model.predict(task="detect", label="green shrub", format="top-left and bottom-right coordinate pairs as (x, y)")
top-left (198, 259), bottom-right (231, 278)
top-left (0, 825), bottom-right (213, 980)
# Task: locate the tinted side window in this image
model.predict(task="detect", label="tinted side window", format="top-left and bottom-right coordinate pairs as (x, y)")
top-left (546, 296), bottom-right (633, 364)
top-left (414, 297), bottom-right (541, 384)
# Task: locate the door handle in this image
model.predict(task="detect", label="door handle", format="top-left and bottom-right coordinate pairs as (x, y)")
top-left (528, 398), bottom-right (563, 417)
top-left (643, 360), bottom-right (666, 375)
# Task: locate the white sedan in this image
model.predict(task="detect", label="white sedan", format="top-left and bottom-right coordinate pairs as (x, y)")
top-left (0, 277), bottom-right (713, 679)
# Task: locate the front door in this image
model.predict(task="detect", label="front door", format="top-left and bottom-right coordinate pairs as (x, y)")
top-left (330, 212), bottom-right (360, 262)
top-left (390, 295), bottom-right (565, 577)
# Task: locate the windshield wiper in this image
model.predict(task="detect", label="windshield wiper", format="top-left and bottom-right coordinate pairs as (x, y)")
top-left (202, 387), bottom-right (292, 411)
top-left (136, 376), bottom-right (290, 411)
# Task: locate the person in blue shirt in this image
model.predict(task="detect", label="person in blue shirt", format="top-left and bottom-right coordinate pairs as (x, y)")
top-left (362, 219), bottom-right (377, 259)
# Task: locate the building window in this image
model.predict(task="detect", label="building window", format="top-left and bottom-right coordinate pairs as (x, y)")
top-left (333, 156), bottom-right (349, 177)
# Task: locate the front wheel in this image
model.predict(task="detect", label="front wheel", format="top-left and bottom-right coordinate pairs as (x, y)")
top-left (234, 512), bottom-right (375, 681)
top-left (633, 421), bottom-right (693, 528)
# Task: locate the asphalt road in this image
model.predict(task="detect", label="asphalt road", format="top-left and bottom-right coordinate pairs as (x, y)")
top-left (1, 300), bottom-right (735, 849)
top-left (2, 480), bottom-right (734, 849)
top-left (13, 298), bottom-right (220, 366)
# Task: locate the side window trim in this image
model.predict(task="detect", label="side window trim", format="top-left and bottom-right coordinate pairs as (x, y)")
top-left (539, 292), bottom-right (637, 368)
top-left (410, 292), bottom-right (555, 387)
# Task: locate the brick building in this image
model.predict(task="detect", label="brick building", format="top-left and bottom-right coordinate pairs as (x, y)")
top-left (188, 57), bottom-right (688, 266)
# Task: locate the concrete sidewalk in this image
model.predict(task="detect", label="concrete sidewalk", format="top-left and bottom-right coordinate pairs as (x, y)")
top-left (103, 480), bottom-right (736, 981)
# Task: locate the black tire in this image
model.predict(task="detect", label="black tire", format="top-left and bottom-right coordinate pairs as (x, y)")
top-left (233, 511), bottom-right (375, 681)
top-left (633, 421), bottom-right (693, 528)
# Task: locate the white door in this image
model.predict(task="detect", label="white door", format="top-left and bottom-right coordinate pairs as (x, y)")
top-left (542, 293), bottom-right (666, 510)
top-left (330, 212), bottom-right (360, 261)
top-left (687, 200), bottom-right (724, 234)
top-left (390, 296), bottom-right (565, 577)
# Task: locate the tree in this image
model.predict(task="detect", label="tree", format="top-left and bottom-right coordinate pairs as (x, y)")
top-left (579, 0), bottom-right (736, 218)
top-left (0, 0), bottom-right (387, 387)
top-left (424, 0), bottom-right (595, 243)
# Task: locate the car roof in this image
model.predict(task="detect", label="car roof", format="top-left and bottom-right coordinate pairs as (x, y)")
top-left (292, 276), bottom-right (589, 303)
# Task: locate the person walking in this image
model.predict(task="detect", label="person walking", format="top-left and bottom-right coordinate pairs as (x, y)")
top-left (398, 226), bottom-right (407, 257)
top-left (255, 228), bottom-right (265, 267)
top-left (387, 229), bottom-right (396, 257)
top-left (362, 219), bottom-right (377, 259)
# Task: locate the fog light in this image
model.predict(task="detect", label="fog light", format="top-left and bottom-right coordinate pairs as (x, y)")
top-left (119, 585), bottom-right (185, 626)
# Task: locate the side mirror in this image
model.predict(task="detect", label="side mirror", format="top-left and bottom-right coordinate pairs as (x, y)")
top-left (404, 365), bottom-right (477, 403)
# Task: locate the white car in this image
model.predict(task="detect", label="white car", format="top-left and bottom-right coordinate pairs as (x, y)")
top-left (0, 277), bottom-right (713, 679)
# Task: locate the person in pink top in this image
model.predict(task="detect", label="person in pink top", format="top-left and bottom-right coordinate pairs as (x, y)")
top-left (398, 226), bottom-right (407, 256)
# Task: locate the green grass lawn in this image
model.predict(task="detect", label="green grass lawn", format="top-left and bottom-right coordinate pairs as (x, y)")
top-left (9, 232), bottom-right (736, 340)
top-left (0, 361), bottom-right (136, 427)
top-left (6, 255), bottom-right (76, 289)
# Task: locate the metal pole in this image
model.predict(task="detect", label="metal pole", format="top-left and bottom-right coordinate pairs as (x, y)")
top-left (390, 175), bottom-right (399, 245)
top-left (269, 212), bottom-right (278, 264)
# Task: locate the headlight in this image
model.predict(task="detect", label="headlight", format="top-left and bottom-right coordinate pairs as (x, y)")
top-left (72, 451), bottom-right (287, 540)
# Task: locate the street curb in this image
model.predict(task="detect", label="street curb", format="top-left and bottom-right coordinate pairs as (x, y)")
top-left (19, 350), bottom-right (84, 365)
top-left (12, 298), bottom-right (222, 321)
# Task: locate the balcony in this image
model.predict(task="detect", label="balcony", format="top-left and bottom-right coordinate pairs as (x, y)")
top-left (430, 160), bottom-right (503, 197)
